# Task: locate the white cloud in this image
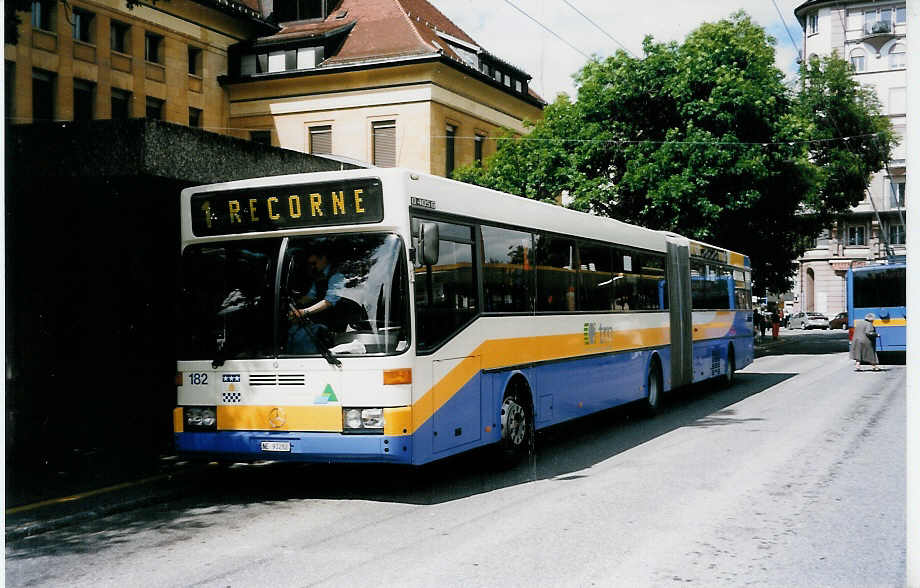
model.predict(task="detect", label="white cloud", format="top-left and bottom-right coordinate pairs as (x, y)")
top-left (430, 0), bottom-right (805, 100)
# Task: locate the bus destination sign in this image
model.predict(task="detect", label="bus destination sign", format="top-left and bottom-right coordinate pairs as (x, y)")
top-left (190, 179), bottom-right (384, 236)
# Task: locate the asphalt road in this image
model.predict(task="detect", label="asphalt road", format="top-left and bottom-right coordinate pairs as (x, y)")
top-left (6, 330), bottom-right (905, 587)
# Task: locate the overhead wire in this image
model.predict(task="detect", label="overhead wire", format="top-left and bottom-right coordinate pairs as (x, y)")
top-left (558, 0), bottom-right (636, 58)
top-left (500, 0), bottom-right (592, 60)
top-left (770, 0), bottom-right (801, 54)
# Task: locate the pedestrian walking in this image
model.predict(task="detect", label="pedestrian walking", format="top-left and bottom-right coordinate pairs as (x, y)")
top-left (850, 312), bottom-right (880, 371)
top-left (771, 309), bottom-right (780, 340)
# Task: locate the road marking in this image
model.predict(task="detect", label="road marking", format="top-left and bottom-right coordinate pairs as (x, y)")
top-left (5, 473), bottom-right (171, 515)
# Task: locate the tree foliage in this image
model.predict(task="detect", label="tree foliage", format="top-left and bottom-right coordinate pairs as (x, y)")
top-left (454, 12), bottom-right (892, 293)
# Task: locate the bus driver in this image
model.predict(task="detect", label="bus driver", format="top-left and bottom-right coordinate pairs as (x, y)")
top-left (287, 245), bottom-right (346, 353)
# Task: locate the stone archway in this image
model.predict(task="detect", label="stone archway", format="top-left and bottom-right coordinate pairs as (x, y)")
top-left (806, 267), bottom-right (816, 312)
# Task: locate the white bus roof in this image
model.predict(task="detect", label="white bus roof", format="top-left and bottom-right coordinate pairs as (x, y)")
top-left (181, 168), bottom-right (748, 265)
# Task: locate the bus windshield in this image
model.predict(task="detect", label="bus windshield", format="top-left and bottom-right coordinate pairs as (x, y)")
top-left (180, 233), bottom-right (409, 360)
top-left (853, 267), bottom-right (906, 308)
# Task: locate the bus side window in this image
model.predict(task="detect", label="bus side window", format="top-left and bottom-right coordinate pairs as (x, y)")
top-left (481, 225), bottom-right (534, 313)
top-left (535, 234), bottom-right (577, 312)
top-left (577, 242), bottom-right (614, 312)
top-left (412, 219), bottom-right (478, 352)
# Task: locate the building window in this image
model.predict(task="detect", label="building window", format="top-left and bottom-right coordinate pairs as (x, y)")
top-left (889, 181), bottom-right (906, 208)
top-left (889, 87), bottom-right (906, 115)
top-left (889, 224), bottom-right (905, 246)
top-left (250, 130), bottom-right (272, 145)
top-left (888, 43), bottom-right (906, 69)
top-left (445, 124), bottom-right (456, 177)
top-left (275, 0), bottom-right (325, 22)
top-left (189, 107), bottom-right (202, 128)
top-left (111, 88), bottom-right (131, 119)
top-left (847, 224), bottom-right (866, 246)
top-left (73, 79), bottom-right (95, 120)
top-left (146, 96), bottom-right (164, 120)
top-left (309, 125), bottom-right (332, 155)
top-left (807, 13), bottom-right (818, 34)
top-left (5, 62), bottom-right (14, 121)
top-left (514, 80), bottom-right (522, 93)
top-left (31, 0), bottom-right (55, 31)
top-left (111, 21), bottom-right (130, 53)
top-left (864, 8), bottom-right (893, 35)
top-left (896, 6), bottom-right (906, 24)
top-left (188, 47), bottom-right (203, 75)
top-left (849, 48), bottom-right (866, 72)
top-left (503, 73), bottom-right (511, 88)
top-left (296, 46), bottom-right (324, 69)
top-left (145, 33), bottom-right (164, 64)
top-left (72, 8), bottom-right (94, 43)
top-left (372, 120), bottom-right (396, 167)
top-left (474, 134), bottom-right (484, 164)
top-left (32, 69), bottom-right (55, 122)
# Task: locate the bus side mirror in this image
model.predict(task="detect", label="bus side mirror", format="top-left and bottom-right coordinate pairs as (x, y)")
top-left (418, 222), bottom-right (439, 266)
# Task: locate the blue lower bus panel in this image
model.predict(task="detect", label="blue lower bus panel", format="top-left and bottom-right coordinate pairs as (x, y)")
top-left (175, 431), bottom-right (413, 464)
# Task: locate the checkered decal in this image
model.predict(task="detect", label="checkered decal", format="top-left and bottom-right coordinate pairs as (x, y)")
top-left (222, 391), bottom-right (241, 404)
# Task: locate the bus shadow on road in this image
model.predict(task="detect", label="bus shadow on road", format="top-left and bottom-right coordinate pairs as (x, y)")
top-left (6, 372), bottom-right (796, 556)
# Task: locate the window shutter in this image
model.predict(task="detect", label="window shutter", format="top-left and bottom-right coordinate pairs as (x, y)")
top-left (373, 121), bottom-right (396, 167)
top-left (309, 125), bottom-right (332, 155)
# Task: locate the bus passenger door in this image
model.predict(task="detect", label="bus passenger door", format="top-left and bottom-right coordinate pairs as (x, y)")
top-left (432, 355), bottom-right (482, 454)
top-left (666, 236), bottom-right (692, 389)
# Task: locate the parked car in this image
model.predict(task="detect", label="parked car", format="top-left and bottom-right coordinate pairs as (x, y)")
top-left (829, 312), bottom-right (848, 329)
top-left (787, 311), bottom-right (830, 330)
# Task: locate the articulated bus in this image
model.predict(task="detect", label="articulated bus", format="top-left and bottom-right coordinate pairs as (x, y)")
top-left (174, 169), bottom-right (753, 465)
top-left (847, 261), bottom-right (906, 353)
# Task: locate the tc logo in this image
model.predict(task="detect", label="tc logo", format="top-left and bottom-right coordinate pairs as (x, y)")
top-left (268, 408), bottom-right (287, 428)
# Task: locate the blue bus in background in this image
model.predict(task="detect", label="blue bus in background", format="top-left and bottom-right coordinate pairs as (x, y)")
top-left (846, 262), bottom-right (906, 353)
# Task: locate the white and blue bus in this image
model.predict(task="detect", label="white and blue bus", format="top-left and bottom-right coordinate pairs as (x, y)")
top-left (847, 261), bottom-right (906, 353)
top-left (174, 169), bottom-right (754, 465)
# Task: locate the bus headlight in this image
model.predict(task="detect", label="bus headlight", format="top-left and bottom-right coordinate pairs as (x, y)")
top-left (343, 408), bottom-right (384, 433)
top-left (183, 406), bottom-right (217, 431)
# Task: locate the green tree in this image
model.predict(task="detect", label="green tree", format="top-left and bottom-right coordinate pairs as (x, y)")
top-left (795, 55), bottom-right (894, 225)
top-left (454, 12), bottom-right (892, 293)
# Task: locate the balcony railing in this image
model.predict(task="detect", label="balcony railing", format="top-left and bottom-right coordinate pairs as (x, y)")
top-left (864, 20), bottom-right (893, 36)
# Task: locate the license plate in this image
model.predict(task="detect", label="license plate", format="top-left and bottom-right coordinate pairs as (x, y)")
top-left (260, 441), bottom-right (291, 452)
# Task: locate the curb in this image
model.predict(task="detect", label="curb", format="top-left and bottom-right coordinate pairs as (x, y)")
top-left (5, 465), bottom-right (203, 542)
top-left (6, 487), bottom-right (187, 542)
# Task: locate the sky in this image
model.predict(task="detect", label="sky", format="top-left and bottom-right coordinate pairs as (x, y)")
top-left (428, 0), bottom-right (806, 101)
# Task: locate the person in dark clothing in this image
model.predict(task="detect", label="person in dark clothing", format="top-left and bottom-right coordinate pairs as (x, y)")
top-left (850, 312), bottom-right (879, 371)
top-left (287, 250), bottom-right (345, 354)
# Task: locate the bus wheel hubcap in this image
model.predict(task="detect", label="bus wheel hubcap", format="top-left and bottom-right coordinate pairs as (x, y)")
top-left (502, 398), bottom-right (526, 446)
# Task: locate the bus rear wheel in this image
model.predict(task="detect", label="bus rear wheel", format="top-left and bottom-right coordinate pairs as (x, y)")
top-left (498, 381), bottom-right (533, 465)
top-left (724, 345), bottom-right (736, 387)
top-left (644, 357), bottom-right (663, 416)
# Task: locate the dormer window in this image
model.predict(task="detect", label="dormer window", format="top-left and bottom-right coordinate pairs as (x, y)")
top-left (275, 0), bottom-right (340, 23)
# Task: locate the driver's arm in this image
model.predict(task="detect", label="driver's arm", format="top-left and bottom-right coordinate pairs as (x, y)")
top-left (294, 299), bottom-right (332, 318)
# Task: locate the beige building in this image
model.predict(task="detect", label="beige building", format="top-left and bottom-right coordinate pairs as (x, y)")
top-left (5, 0), bottom-right (270, 128)
top-left (221, 0), bottom-right (544, 173)
top-left (6, 0), bottom-right (544, 176)
top-left (791, 0), bottom-right (907, 316)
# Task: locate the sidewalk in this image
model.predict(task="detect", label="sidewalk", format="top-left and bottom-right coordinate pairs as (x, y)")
top-left (5, 453), bottom-right (206, 542)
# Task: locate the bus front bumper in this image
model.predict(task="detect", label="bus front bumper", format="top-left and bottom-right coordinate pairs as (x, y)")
top-left (175, 431), bottom-right (413, 464)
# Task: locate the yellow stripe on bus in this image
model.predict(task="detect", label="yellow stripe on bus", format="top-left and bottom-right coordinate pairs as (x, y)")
top-left (411, 312), bottom-right (739, 433)
top-left (217, 405), bottom-right (342, 432)
top-left (179, 314), bottom-right (742, 438)
top-left (874, 318), bottom-right (906, 327)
